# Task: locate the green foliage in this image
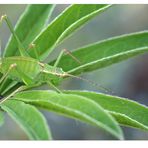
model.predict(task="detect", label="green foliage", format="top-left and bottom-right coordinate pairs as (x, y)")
top-left (13, 90), bottom-right (124, 139)
top-left (0, 4), bottom-right (148, 140)
top-left (29, 4), bottom-right (111, 60)
top-left (52, 31), bottom-right (148, 75)
top-left (1, 99), bottom-right (51, 140)
top-left (65, 90), bottom-right (148, 131)
top-left (4, 4), bottom-right (55, 57)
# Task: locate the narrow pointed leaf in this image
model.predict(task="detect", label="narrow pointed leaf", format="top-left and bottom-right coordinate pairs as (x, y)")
top-left (29, 4), bottom-right (111, 60)
top-left (4, 4), bottom-right (55, 57)
top-left (14, 90), bottom-right (124, 139)
top-left (0, 99), bottom-right (51, 140)
top-left (65, 90), bottom-right (148, 131)
top-left (53, 31), bottom-right (148, 75)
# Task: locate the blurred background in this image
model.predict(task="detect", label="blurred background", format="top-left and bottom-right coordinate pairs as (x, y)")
top-left (0, 4), bottom-right (148, 140)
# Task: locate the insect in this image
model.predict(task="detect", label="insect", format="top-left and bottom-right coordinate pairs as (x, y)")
top-left (0, 56), bottom-right (70, 91)
top-left (0, 14), bottom-right (84, 101)
top-left (0, 14), bottom-right (112, 103)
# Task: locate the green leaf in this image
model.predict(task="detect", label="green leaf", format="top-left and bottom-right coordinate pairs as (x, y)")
top-left (65, 90), bottom-right (148, 131)
top-left (14, 90), bottom-right (124, 139)
top-left (29, 4), bottom-right (111, 60)
top-left (0, 111), bottom-right (4, 127)
top-left (0, 99), bottom-right (51, 140)
top-left (53, 31), bottom-right (148, 75)
top-left (4, 4), bottom-right (55, 57)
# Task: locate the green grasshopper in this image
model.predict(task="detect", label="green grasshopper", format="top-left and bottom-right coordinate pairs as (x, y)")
top-left (0, 15), bottom-right (112, 103)
top-left (0, 15), bottom-right (83, 102)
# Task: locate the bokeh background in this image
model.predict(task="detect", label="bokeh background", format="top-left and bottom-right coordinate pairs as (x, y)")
top-left (0, 4), bottom-right (148, 140)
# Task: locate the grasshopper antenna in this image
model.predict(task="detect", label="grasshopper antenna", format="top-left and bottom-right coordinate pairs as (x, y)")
top-left (0, 14), bottom-right (29, 57)
top-left (66, 73), bottom-right (115, 95)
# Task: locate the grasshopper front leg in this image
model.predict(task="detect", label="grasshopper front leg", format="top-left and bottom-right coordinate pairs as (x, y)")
top-left (54, 49), bottom-right (81, 69)
top-left (47, 81), bottom-right (62, 93)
